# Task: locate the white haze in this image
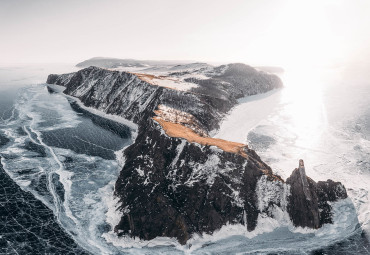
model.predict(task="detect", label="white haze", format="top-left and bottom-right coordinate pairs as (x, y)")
top-left (0, 0), bottom-right (370, 69)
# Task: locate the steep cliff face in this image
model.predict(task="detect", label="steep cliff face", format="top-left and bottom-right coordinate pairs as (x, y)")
top-left (286, 160), bottom-right (347, 229)
top-left (47, 66), bottom-right (234, 131)
top-left (46, 64), bottom-right (349, 245)
top-left (46, 64), bottom-right (282, 131)
top-left (113, 119), bottom-right (283, 244)
top-left (47, 67), bottom-right (161, 125)
top-left (287, 160), bottom-right (320, 228)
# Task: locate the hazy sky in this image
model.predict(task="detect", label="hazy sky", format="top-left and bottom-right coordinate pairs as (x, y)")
top-left (1, 0), bottom-right (370, 67)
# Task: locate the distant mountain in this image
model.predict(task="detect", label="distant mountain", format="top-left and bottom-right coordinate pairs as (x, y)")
top-left (76, 58), bottom-right (284, 75)
top-left (76, 57), bottom-right (194, 69)
top-left (255, 66), bottom-right (285, 74)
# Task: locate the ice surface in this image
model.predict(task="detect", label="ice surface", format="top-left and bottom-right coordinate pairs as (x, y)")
top-left (0, 82), bottom-right (132, 254)
top-left (213, 88), bottom-right (281, 142)
top-left (0, 158), bottom-right (88, 254)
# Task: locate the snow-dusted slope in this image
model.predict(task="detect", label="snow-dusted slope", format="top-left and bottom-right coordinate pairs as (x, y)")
top-left (47, 66), bottom-right (232, 131)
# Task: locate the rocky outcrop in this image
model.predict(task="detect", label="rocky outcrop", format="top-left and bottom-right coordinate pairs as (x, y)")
top-left (287, 160), bottom-right (347, 229)
top-left (113, 119), bottom-right (282, 244)
top-left (46, 64), bottom-right (349, 245)
top-left (287, 160), bottom-right (320, 228)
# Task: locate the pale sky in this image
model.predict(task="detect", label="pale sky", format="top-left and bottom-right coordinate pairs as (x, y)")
top-left (1, 0), bottom-right (370, 68)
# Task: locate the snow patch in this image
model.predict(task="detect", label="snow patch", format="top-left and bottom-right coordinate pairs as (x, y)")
top-left (256, 175), bottom-right (290, 213)
top-left (155, 104), bottom-right (207, 136)
top-left (150, 77), bottom-right (198, 91)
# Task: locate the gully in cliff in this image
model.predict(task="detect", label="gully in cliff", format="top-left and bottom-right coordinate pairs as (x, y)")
top-left (47, 64), bottom-right (350, 244)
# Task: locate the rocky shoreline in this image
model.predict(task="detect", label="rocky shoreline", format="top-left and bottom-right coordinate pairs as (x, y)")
top-left (47, 63), bottom-right (349, 244)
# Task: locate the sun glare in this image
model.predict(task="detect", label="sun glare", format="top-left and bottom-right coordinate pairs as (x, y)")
top-left (279, 67), bottom-right (328, 150)
top-left (251, 1), bottom-right (338, 151)
top-left (249, 0), bottom-right (344, 70)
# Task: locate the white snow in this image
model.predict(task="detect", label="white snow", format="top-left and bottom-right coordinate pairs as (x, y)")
top-left (184, 154), bottom-right (221, 187)
top-left (155, 104), bottom-right (207, 136)
top-left (170, 140), bottom-right (186, 168)
top-left (256, 175), bottom-right (290, 213)
top-left (212, 89), bottom-right (281, 141)
top-left (136, 166), bottom-right (145, 177)
top-left (143, 76), bottom-right (198, 91)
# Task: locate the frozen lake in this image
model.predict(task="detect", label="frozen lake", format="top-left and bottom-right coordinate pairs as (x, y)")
top-left (0, 64), bottom-right (369, 254)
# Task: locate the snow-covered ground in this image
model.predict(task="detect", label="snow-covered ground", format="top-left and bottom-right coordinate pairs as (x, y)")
top-left (135, 74), bottom-right (199, 91)
top-left (212, 88), bottom-right (281, 139)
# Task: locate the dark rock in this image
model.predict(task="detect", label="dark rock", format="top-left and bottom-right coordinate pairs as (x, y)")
top-left (287, 160), bottom-right (347, 228)
top-left (46, 74), bottom-right (59, 84)
top-left (113, 119), bottom-right (282, 244)
top-left (317, 179), bottom-right (347, 225)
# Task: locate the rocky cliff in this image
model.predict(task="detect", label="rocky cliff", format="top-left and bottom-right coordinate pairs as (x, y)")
top-left (47, 63), bottom-right (348, 244)
top-left (286, 160), bottom-right (347, 229)
top-left (113, 119), bottom-right (284, 244)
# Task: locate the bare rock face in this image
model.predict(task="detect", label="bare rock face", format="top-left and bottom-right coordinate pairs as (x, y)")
top-left (286, 160), bottom-right (320, 228)
top-left (316, 179), bottom-right (348, 225)
top-left (113, 119), bottom-right (282, 244)
top-left (287, 160), bottom-right (347, 229)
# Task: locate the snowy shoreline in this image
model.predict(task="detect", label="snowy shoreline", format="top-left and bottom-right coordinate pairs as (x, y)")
top-left (213, 88), bottom-right (282, 142)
